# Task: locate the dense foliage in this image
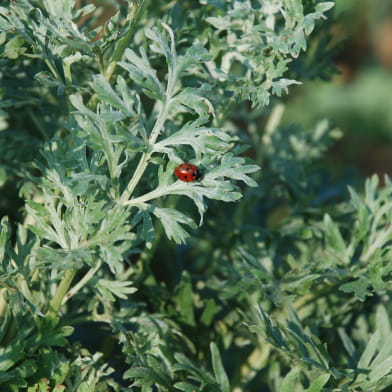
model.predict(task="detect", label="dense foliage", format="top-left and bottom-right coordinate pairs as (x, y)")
top-left (1, 0), bottom-right (392, 391)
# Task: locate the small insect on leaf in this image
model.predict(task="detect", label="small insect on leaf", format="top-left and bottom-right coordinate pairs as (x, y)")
top-left (174, 163), bottom-right (203, 182)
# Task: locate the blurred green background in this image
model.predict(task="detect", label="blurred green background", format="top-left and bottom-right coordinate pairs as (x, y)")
top-left (283, 0), bottom-right (392, 180)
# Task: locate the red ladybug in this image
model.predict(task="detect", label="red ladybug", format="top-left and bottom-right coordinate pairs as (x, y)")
top-left (174, 163), bottom-right (203, 182)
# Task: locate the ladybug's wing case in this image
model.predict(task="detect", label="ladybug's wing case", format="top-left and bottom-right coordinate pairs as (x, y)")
top-left (175, 167), bottom-right (193, 182)
top-left (174, 163), bottom-right (202, 182)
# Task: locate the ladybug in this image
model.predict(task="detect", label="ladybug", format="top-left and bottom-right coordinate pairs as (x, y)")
top-left (174, 163), bottom-right (203, 182)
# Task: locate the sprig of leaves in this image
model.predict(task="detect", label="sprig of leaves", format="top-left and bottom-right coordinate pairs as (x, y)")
top-left (71, 23), bottom-right (259, 245)
top-left (204, 0), bottom-right (335, 107)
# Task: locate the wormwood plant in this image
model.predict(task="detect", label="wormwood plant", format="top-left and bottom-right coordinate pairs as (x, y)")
top-left (1, 0), bottom-right (392, 391)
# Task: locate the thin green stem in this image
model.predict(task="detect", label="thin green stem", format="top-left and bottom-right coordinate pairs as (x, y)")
top-left (119, 100), bottom-right (171, 203)
top-left (63, 61), bottom-right (73, 86)
top-left (44, 58), bottom-right (62, 84)
top-left (120, 58), bottom-right (177, 203)
top-left (62, 262), bottom-right (101, 305)
top-left (123, 182), bottom-right (177, 206)
top-left (0, 289), bottom-right (7, 322)
top-left (104, 0), bottom-right (146, 81)
top-left (263, 103), bottom-right (284, 145)
top-left (119, 152), bottom-right (149, 203)
top-left (88, 1), bottom-right (145, 110)
top-left (45, 269), bottom-right (77, 319)
top-left (28, 108), bottom-right (50, 141)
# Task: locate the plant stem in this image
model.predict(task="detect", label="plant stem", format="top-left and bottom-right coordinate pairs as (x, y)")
top-left (119, 151), bottom-right (149, 203)
top-left (119, 100), bottom-right (171, 203)
top-left (46, 269), bottom-right (77, 319)
top-left (123, 181), bottom-right (181, 206)
top-left (264, 103), bottom-right (284, 138)
top-left (120, 56), bottom-right (176, 203)
top-left (104, 0), bottom-right (146, 81)
top-left (62, 262), bottom-right (101, 305)
top-left (44, 58), bottom-right (62, 84)
top-left (0, 289), bottom-right (7, 323)
top-left (28, 108), bottom-right (50, 142)
top-left (88, 1), bottom-right (145, 110)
